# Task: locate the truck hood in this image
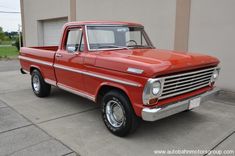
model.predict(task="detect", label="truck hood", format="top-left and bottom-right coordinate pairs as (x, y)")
top-left (95, 48), bottom-right (219, 77)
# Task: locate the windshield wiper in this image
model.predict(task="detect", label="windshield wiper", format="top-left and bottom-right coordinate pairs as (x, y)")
top-left (97, 45), bottom-right (129, 50)
top-left (127, 45), bottom-right (153, 49)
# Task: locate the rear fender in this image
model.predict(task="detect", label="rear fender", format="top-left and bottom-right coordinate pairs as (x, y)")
top-left (30, 65), bottom-right (44, 77)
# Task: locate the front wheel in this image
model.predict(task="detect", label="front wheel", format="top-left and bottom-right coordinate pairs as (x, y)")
top-left (31, 70), bottom-right (51, 97)
top-left (101, 90), bottom-right (140, 137)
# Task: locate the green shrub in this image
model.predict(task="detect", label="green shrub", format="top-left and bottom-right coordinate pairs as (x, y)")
top-left (14, 36), bottom-right (23, 50)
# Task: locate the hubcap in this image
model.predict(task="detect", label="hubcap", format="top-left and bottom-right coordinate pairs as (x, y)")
top-left (106, 100), bottom-right (125, 128)
top-left (33, 75), bottom-right (40, 92)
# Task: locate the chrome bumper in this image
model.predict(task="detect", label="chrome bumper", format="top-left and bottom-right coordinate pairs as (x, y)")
top-left (141, 88), bottom-right (220, 121)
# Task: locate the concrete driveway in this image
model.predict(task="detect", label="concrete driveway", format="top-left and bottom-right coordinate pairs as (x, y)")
top-left (0, 60), bottom-right (234, 156)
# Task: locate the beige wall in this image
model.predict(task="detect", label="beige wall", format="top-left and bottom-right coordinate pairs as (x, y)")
top-left (21, 0), bottom-right (235, 91)
top-left (76, 0), bottom-right (177, 50)
top-left (22, 0), bottom-right (69, 46)
top-left (188, 0), bottom-right (235, 91)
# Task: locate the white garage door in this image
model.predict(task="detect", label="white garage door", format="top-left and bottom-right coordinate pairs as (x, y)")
top-left (43, 18), bottom-right (68, 46)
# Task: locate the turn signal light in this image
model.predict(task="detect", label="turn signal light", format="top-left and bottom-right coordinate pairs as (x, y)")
top-left (149, 98), bottom-right (158, 105)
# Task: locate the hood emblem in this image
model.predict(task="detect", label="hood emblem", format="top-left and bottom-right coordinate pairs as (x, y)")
top-left (127, 68), bottom-right (144, 74)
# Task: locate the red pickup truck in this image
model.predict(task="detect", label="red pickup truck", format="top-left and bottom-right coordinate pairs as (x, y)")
top-left (19, 21), bottom-right (220, 136)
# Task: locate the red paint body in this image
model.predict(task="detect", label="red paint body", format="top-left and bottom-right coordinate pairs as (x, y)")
top-left (19, 21), bottom-right (219, 117)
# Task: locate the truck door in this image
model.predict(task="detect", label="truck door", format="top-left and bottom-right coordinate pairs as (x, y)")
top-left (54, 26), bottom-right (86, 93)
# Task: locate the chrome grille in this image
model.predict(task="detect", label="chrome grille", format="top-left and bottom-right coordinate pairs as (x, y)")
top-left (159, 67), bottom-right (215, 100)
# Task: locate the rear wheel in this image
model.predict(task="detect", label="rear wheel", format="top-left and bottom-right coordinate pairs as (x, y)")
top-left (101, 90), bottom-right (140, 137)
top-left (31, 70), bottom-right (51, 97)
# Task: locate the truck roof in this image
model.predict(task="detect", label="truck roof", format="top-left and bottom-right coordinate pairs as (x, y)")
top-left (65, 21), bottom-right (143, 27)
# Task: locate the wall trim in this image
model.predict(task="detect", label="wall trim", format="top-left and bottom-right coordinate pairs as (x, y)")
top-left (69, 0), bottom-right (76, 21)
top-left (174, 0), bottom-right (191, 51)
top-left (20, 0), bottom-right (26, 46)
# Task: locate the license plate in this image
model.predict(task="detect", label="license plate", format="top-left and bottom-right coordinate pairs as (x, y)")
top-left (188, 97), bottom-right (201, 110)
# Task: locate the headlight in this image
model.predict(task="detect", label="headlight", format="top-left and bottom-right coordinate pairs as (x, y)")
top-left (152, 81), bottom-right (161, 95)
top-left (211, 68), bottom-right (220, 83)
top-left (143, 79), bottom-right (164, 105)
top-left (212, 70), bottom-right (219, 80)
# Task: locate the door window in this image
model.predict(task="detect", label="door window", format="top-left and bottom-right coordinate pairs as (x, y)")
top-left (66, 28), bottom-right (84, 52)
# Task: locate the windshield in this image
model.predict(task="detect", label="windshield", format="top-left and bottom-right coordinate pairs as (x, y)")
top-left (86, 26), bottom-right (154, 51)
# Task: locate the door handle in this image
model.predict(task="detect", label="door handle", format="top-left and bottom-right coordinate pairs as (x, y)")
top-left (55, 53), bottom-right (62, 57)
top-left (74, 52), bottom-right (80, 56)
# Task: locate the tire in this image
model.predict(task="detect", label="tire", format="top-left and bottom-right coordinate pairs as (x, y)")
top-left (31, 69), bottom-right (51, 97)
top-left (183, 109), bottom-right (191, 112)
top-left (101, 90), bottom-right (140, 137)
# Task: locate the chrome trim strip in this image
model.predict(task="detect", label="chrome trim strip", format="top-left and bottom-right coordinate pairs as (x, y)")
top-left (163, 78), bottom-right (211, 92)
top-left (159, 83), bottom-right (209, 100)
top-left (164, 70), bottom-right (213, 83)
top-left (85, 25), bottom-right (91, 51)
top-left (162, 81), bottom-right (209, 95)
top-left (19, 56), bottom-right (53, 67)
top-left (142, 88), bottom-right (220, 121)
top-left (164, 74), bottom-right (211, 87)
top-left (57, 83), bottom-right (95, 101)
top-left (157, 67), bottom-right (220, 100)
top-left (127, 68), bottom-right (144, 74)
top-left (44, 78), bottom-right (57, 86)
top-left (161, 67), bottom-right (216, 80)
top-left (54, 64), bottom-right (141, 87)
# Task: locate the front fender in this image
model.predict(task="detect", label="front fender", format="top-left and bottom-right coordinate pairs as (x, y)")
top-left (95, 81), bottom-right (145, 117)
top-left (95, 82), bottom-right (130, 102)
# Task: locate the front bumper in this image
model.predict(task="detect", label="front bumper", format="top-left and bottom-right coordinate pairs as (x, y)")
top-left (141, 88), bottom-right (220, 121)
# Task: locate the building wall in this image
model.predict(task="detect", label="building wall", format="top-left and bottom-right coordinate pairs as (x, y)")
top-left (22, 0), bottom-right (69, 46)
top-left (76, 0), bottom-right (177, 50)
top-left (21, 0), bottom-right (235, 91)
top-left (188, 0), bottom-right (235, 91)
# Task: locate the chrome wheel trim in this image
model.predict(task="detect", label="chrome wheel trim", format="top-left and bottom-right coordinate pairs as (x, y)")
top-left (105, 99), bottom-right (125, 128)
top-left (33, 75), bottom-right (40, 92)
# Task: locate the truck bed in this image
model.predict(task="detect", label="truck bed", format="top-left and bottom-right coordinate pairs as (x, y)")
top-left (19, 46), bottom-right (58, 83)
top-left (19, 46), bottom-right (58, 60)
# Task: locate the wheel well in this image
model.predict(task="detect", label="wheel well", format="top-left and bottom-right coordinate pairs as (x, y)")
top-left (30, 67), bottom-right (39, 74)
top-left (96, 85), bottom-right (129, 104)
